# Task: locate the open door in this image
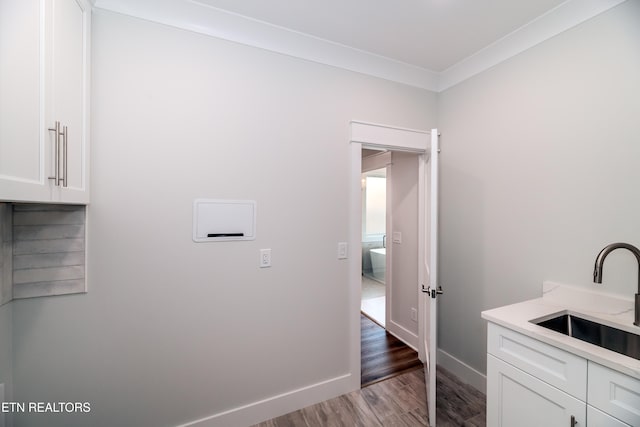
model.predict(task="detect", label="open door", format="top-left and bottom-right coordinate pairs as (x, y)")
top-left (418, 129), bottom-right (440, 425)
top-left (349, 122), bottom-right (439, 420)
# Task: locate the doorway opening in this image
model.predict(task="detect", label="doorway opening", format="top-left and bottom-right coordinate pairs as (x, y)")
top-left (359, 148), bottom-right (424, 387)
top-left (349, 121), bottom-right (439, 423)
top-left (361, 165), bottom-right (387, 327)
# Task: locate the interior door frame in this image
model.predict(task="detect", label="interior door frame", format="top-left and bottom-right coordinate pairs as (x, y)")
top-left (348, 122), bottom-right (437, 400)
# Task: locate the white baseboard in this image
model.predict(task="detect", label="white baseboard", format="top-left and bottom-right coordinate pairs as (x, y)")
top-left (176, 373), bottom-right (354, 427)
top-left (386, 320), bottom-right (418, 351)
top-left (173, 343), bottom-right (484, 427)
top-left (437, 348), bottom-right (486, 394)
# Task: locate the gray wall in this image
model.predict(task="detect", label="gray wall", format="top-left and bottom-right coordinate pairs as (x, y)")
top-left (437, 0), bottom-right (640, 377)
top-left (10, 9), bottom-right (437, 427)
top-left (389, 152), bottom-right (420, 342)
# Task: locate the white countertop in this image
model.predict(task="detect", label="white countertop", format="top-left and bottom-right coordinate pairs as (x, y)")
top-left (481, 281), bottom-right (640, 380)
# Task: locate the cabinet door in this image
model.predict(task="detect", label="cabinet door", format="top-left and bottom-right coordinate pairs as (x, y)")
top-left (588, 406), bottom-right (630, 427)
top-left (46, 0), bottom-right (90, 203)
top-left (588, 362), bottom-right (640, 426)
top-left (0, 0), bottom-right (51, 202)
top-left (487, 354), bottom-right (586, 427)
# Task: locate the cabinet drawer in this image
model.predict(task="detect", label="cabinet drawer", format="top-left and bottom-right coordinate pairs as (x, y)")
top-left (588, 362), bottom-right (640, 426)
top-left (487, 354), bottom-right (585, 427)
top-left (488, 323), bottom-right (587, 400)
top-left (588, 405), bottom-right (631, 426)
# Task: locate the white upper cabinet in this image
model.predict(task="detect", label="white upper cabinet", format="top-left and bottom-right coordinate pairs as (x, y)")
top-left (0, 0), bottom-right (90, 204)
top-left (46, 0), bottom-right (90, 203)
top-left (0, 0), bottom-right (48, 202)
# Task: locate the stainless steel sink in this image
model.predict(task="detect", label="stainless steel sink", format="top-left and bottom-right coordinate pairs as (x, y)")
top-left (533, 313), bottom-right (640, 361)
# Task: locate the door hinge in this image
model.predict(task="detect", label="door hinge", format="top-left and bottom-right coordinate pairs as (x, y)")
top-left (422, 285), bottom-right (443, 299)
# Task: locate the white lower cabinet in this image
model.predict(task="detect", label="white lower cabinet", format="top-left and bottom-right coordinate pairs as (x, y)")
top-left (487, 354), bottom-right (585, 426)
top-left (588, 362), bottom-right (639, 426)
top-left (487, 322), bottom-right (637, 427)
top-left (587, 406), bottom-right (630, 427)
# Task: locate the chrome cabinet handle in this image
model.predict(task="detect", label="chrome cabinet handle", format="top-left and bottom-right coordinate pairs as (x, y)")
top-left (48, 121), bottom-right (61, 184)
top-left (47, 122), bottom-right (69, 187)
top-left (61, 124), bottom-right (68, 187)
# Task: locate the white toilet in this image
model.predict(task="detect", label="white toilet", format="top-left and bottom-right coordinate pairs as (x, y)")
top-left (369, 248), bottom-right (386, 282)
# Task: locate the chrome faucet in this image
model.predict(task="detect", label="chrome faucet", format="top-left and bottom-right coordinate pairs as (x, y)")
top-left (593, 242), bottom-right (640, 327)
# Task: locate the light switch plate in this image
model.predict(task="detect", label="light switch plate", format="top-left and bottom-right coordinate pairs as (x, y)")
top-left (337, 242), bottom-right (348, 259)
top-left (392, 232), bottom-right (402, 243)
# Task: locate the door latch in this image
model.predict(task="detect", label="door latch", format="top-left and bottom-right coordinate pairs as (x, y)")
top-left (422, 285), bottom-right (443, 299)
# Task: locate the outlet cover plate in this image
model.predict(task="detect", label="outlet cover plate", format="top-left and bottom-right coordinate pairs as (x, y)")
top-left (259, 249), bottom-right (271, 268)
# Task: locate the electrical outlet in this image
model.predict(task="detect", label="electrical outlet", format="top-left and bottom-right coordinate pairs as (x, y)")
top-left (411, 308), bottom-right (417, 322)
top-left (259, 249), bottom-right (271, 268)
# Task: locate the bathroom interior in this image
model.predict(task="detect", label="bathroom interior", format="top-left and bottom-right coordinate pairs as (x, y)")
top-left (361, 165), bottom-right (387, 327)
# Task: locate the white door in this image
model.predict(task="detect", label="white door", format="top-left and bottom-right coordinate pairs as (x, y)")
top-left (418, 129), bottom-right (440, 425)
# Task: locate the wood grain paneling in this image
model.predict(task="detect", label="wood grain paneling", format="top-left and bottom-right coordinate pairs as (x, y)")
top-left (0, 203), bottom-right (12, 305)
top-left (12, 204), bottom-right (86, 299)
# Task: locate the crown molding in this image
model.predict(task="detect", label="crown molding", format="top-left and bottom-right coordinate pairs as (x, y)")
top-left (438, 0), bottom-right (628, 91)
top-left (93, 0), bottom-right (626, 93)
top-left (92, 0), bottom-right (440, 90)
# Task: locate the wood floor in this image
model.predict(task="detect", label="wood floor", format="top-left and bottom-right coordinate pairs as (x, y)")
top-left (435, 368), bottom-right (486, 426)
top-left (252, 315), bottom-right (486, 426)
top-left (251, 367), bottom-right (486, 427)
top-left (361, 314), bottom-right (422, 386)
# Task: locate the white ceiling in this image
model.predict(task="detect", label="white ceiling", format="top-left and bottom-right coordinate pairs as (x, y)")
top-left (193, 0), bottom-right (566, 72)
top-left (93, 0), bottom-right (627, 90)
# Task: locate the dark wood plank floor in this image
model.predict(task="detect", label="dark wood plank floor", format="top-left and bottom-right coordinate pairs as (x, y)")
top-left (361, 313), bottom-right (423, 386)
top-left (252, 366), bottom-right (486, 427)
